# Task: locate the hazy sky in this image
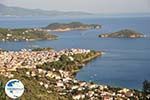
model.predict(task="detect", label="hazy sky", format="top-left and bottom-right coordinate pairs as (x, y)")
top-left (0, 0), bottom-right (150, 13)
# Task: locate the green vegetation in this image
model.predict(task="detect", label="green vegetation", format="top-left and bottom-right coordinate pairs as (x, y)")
top-left (72, 50), bottom-right (99, 63)
top-left (0, 69), bottom-right (70, 100)
top-left (0, 28), bottom-right (57, 41)
top-left (44, 22), bottom-right (101, 30)
top-left (99, 29), bottom-right (144, 38)
top-left (143, 80), bottom-right (150, 95)
top-left (0, 81), bottom-right (6, 100)
top-left (37, 51), bottom-right (100, 72)
top-left (32, 47), bottom-right (53, 51)
top-left (37, 54), bottom-right (78, 71)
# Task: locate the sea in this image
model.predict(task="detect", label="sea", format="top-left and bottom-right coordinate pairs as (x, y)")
top-left (0, 16), bottom-right (150, 90)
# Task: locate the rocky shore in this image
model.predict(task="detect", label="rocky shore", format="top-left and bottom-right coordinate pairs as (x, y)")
top-left (0, 48), bottom-right (148, 100)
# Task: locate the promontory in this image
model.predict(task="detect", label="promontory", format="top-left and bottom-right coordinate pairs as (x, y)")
top-left (99, 29), bottom-right (145, 38)
top-left (0, 28), bottom-right (57, 41)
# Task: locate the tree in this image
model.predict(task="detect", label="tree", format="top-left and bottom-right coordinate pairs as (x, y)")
top-left (143, 80), bottom-right (150, 94)
top-left (0, 81), bottom-right (6, 99)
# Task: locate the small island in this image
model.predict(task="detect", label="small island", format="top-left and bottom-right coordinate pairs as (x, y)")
top-left (43, 22), bottom-right (101, 32)
top-left (99, 29), bottom-right (145, 38)
top-left (0, 28), bottom-right (57, 42)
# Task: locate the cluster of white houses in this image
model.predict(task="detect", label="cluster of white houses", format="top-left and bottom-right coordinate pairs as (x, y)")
top-left (0, 48), bottom-right (144, 100)
top-left (0, 48), bottom-right (90, 72)
top-left (23, 68), bottom-right (143, 100)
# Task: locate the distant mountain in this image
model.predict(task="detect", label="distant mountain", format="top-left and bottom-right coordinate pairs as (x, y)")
top-left (1, 4), bottom-right (149, 18)
top-left (0, 4), bottom-right (93, 17)
top-left (96, 13), bottom-right (150, 18)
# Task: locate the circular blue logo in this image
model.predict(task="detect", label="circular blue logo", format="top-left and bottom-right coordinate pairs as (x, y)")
top-left (5, 79), bottom-right (24, 99)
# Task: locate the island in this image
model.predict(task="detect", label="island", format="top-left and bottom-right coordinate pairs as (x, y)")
top-left (0, 28), bottom-right (57, 41)
top-left (99, 29), bottom-right (145, 38)
top-left (43, 22), bottom-right (101, 32)
top-left (0, 48), bottom-right (148, 100)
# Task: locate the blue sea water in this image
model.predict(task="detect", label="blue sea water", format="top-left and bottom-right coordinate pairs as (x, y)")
top-left (0, 16), bottom-right (150, 90)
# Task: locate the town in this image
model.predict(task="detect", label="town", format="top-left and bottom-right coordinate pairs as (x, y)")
top-left (0, 48), bottom-right (148, 100)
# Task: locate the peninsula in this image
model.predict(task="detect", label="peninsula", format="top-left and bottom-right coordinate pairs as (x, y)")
top-left (99, 29), bottom-right (144, 38)
top-left (43, 22), bottom-right (101, 32)
top-left (0, 48), bottom-right (148, 100)
top-left (0, 28), bottom-right (57, 41)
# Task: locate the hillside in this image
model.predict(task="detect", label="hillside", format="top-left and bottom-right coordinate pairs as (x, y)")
top-left (0, 48), bottom-right (147, 100)
top-left (0, 4), bottom-right (92, 17)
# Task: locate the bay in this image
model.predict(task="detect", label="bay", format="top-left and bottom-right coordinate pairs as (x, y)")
top-left (0, 16), bottom-right (150, 90)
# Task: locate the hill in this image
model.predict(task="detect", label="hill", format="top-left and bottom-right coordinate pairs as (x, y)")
top-left (99, 29), bottom-right (144, 38)
top-left (44, 22), bottom-right (101, 32)
top-left (0, 4), bottom-right (93, 17)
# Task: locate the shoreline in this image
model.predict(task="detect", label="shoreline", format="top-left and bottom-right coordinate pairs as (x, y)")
top-left (0, 28), bottom-right (57, 42)
top-left (0, 48), bottom-right (147, 99)
top-left (0, 37), bottom-right (58, 42)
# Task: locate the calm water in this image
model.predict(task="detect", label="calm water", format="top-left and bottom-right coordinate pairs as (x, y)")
top-left (0, 17), bottom-right (150, 90)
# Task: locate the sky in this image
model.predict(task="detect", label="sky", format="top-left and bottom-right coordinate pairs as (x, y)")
top-left (0, 0), bottom-right (150, 13)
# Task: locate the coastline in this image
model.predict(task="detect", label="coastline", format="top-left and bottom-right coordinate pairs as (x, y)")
top-left (0, 48), bottom-right (147, 99)
top-left (0, 37), bottom-right (58, 42)
top-left (43, 22), bottom-right (101, 32)
top-left (0, 28), bottom-right (57, 42)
